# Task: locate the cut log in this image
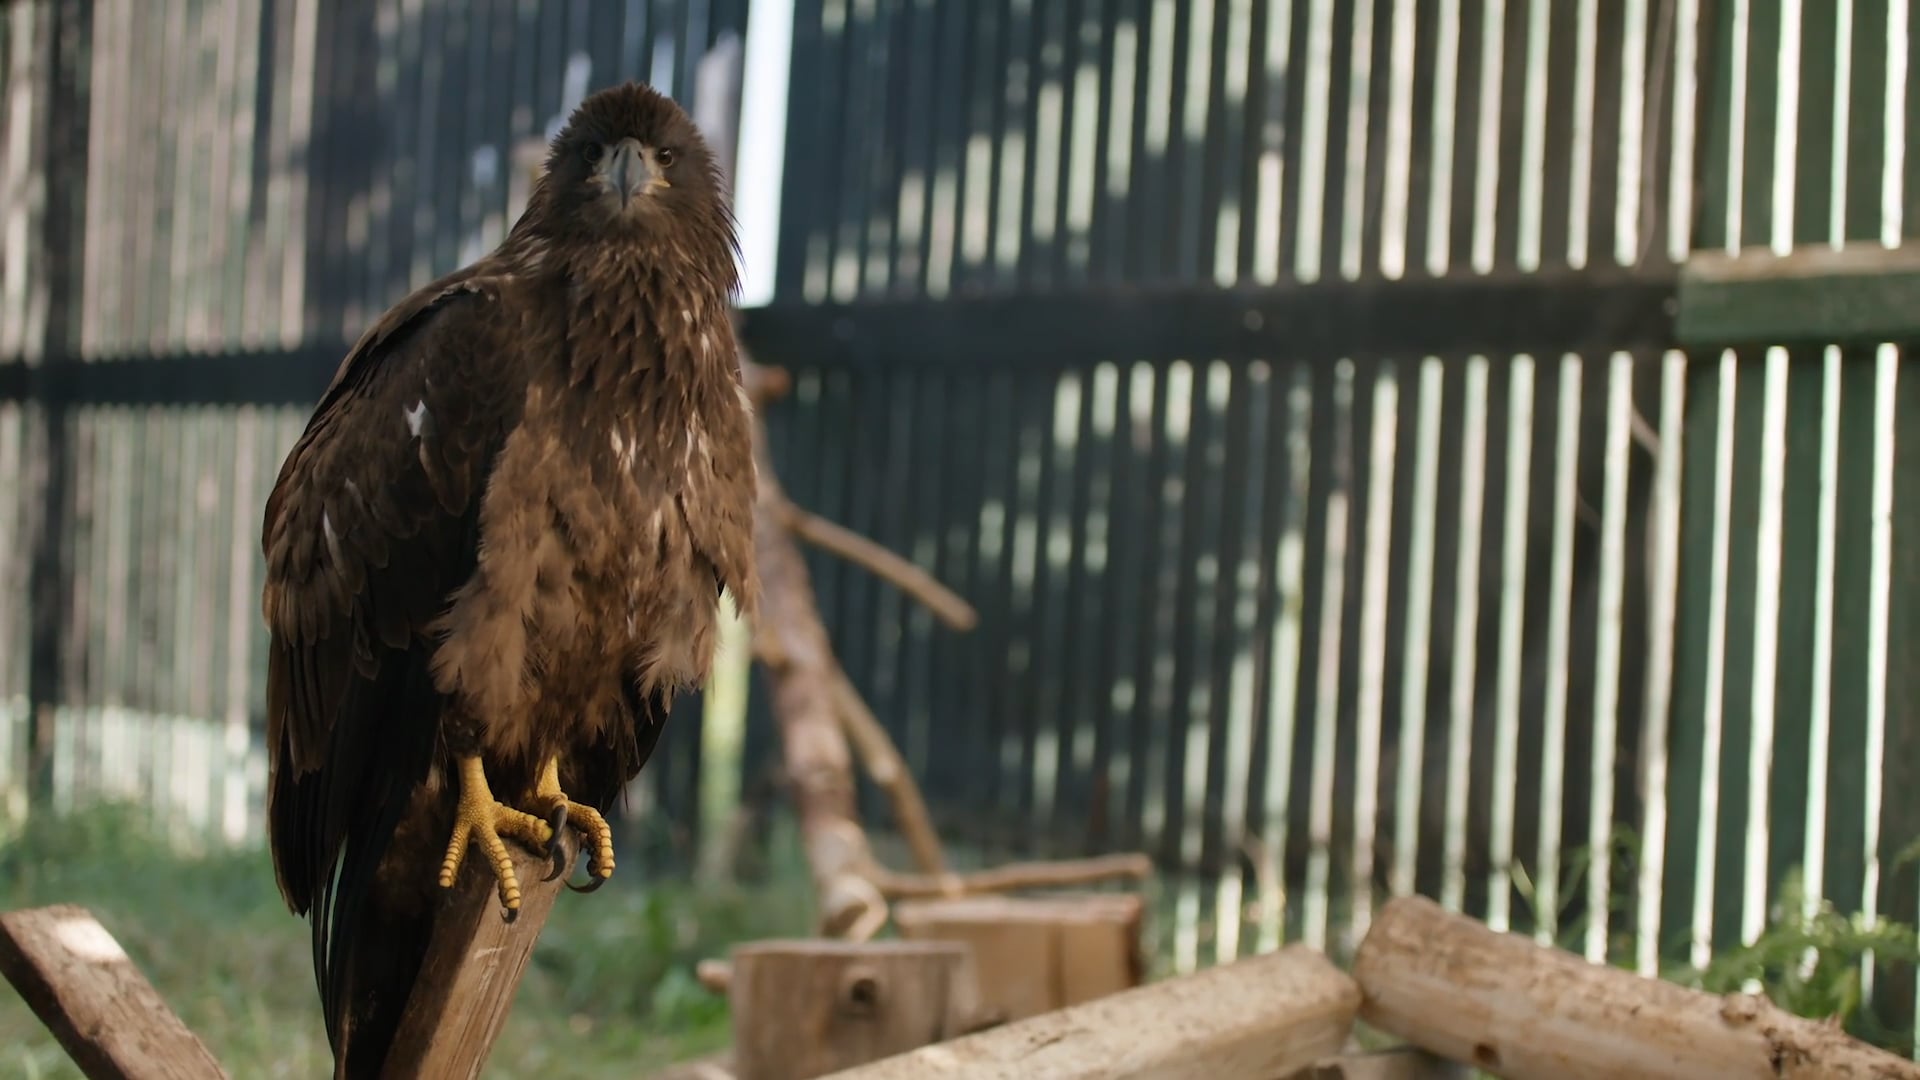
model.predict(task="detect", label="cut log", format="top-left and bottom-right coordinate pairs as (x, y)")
top-left (729, 939), bottom-right (984, 1080)
top-left (893, 894), bottom-right (1144, 1021)
top-left (0, 904), bottom-right (229, 1080)
top-left (824, 944), bottom-right (1359, 1080)
top-left (380, 843), bottom-right (575, 1079)
top-left (1354, 895), bottom-right (1920, 1080)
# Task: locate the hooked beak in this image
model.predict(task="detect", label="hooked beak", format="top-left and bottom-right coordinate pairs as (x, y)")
top-left (604, 138), bottom-right (666, 208)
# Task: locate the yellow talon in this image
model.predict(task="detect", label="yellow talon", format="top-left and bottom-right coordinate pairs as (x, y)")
top-left (530, 757), bottom-right (617, 888)
top-left (438, 755), bottom-right (555, 919)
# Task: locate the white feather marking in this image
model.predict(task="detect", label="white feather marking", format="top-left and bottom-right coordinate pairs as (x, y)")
top-left (609, 429), bottom-right (625, 458)
top-left (699, 332), bottom-right (711, 353)
top-left (404, 399), bottom-right (429, 437)
top-left (680, 307), bottom-right (693, 324)
top-left (322, 510), bottom-right (345, 568)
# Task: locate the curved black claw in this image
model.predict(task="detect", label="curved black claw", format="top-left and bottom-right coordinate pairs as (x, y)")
top-left (541, 803), bottom-right (571, 882)
top-left (566, 872), bottom-right (609, 895)
top-left (501, 904), bottom-right (520, 925)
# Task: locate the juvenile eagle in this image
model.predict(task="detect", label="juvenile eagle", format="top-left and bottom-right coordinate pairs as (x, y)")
top-left (261, 82), bottom-right (757, 1075)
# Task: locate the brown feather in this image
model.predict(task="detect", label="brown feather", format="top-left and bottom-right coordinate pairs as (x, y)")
top-left (262, 81), bottom-right (757, 1076)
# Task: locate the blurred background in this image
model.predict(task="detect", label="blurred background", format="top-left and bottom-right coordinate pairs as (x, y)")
top-left (4, 0), bottom-right (1920, 1073)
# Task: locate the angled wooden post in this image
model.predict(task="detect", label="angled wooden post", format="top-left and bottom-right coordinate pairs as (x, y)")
top-left (378, 844), bottom-right (577, 1080)
top-left (0, 905), bottom-right (228, 1080)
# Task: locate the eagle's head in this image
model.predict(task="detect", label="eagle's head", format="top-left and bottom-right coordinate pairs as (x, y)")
top-left (541, 82), bottom-right (734, 258)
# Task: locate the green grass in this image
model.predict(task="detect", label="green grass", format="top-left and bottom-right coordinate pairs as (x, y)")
top-left (0, 803), bottom-right (814, 1078)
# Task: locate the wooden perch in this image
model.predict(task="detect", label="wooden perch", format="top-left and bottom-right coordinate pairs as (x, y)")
top-left (379, 843), bottom-right (577, 1079)
top-left (825, 944), bottom-right (1360, 1080)
top-left (0, 904), bottom-right (228, 1080)
top-left (1354, 895), bottom-right (1920, 1080)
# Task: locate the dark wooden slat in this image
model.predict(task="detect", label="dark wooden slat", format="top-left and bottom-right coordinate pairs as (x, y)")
top-left (1842, 0), bottom-right (1890, 245)
top-left (1678, 245), bottom-right (1920, 347)
top-left (1765, 350), bottom-right (1823, 914)
top-left (1197, 362), bottom-right (1257, 880)
top-left (1585, 0), bottom-right (1628, 267)
top-left (1711, 346), bottom-right (1766, 954)
top-left (1085, 363), bottom-right (1140, 851)
top-left (1157, 360), bottom-right (1220, 867)
top-left (740, 270), bottom-right (1679, 372)
top-left (1048, 363), bottom-right (1104, 847)
top-left (1118, 365), bottom-right (1172, 854)
top-left (24, 0), bottom-right (90, 803)
top-left (1877, 343), bottom-right (1920, 1039)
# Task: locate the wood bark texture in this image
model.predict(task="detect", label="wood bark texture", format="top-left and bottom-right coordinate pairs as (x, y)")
top-left (379, 844), bottom-right (575, 1079)
top-left (0, 905), bottom-right (229, 1080)
top-left (1354, 895), bottom-right (1920, 1080)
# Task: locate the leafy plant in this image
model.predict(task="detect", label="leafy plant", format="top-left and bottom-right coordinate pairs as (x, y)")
top-left (1664, 868), bottom-right (1920, 1051)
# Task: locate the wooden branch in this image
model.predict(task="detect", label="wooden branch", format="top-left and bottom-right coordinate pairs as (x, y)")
top-left (730, 940), bottom-right (983, 1080)
top-left (696, 958), bottom-right (733, 995)
top-left (831, 666), bottom-right (946, 875)
top-left (379, 844), bottom-right (576, 1080)
top-left (746, 374), bottom-right (888, 938)
top-left (1354, 895), bottom-right (1920, 1080)
top-left (776, 501), bottom-right (978, 631)
top-left (870, 852), bottom-right (1153, 900)
top-left (0, 905), bottom-right (228, 1080)
top-left (826, 944), bottom-right (1359, 1080)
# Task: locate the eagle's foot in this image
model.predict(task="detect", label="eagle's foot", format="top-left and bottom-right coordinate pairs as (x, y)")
top-left (438, 754), bottom-right (556, 922)
top-left (526, 757), bottom-right (617, 890)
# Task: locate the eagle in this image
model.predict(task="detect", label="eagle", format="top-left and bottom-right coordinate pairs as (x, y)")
top-left (260, 82), bottom-right (758, 1075)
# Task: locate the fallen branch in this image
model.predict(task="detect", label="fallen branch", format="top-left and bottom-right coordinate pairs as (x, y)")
top-left (776, 501), bottom-right (978, 631)
top-left (826, 945), bottom-right (1359, 1080)
top-left (869, 853), bottom-right (1153, 900)
top-left (0, 904), bottom-right (228, 1080)
top-left (1354, 895), bottom-right (1920, 1080)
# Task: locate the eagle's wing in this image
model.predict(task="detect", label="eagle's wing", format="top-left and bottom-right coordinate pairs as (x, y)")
top-left (261, 267), bottom-right (511, 1036)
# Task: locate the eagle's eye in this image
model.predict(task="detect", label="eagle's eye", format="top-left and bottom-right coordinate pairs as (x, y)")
top-left (655, 147), bottom-right (677, 168)
top-left (582, 142), bottom-right (604, 165)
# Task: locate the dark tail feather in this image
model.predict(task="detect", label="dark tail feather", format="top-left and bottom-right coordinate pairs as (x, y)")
top-left (308, 641), bottom-right (448, 1078)
top-left (327, 868), bottom-right (437, 1079)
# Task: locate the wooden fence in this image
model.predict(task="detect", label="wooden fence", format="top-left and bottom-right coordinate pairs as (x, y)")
top-left (2, 0), bottom-right (1919, 1043)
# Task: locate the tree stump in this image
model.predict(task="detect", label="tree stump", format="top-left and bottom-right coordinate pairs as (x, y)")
top-left (728, 940), bottom-right (983, 1080)
top-left (893, 893), bottom-right (1144, 1022)
top-left (1355, 895), bottom-right (1920, 1080)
